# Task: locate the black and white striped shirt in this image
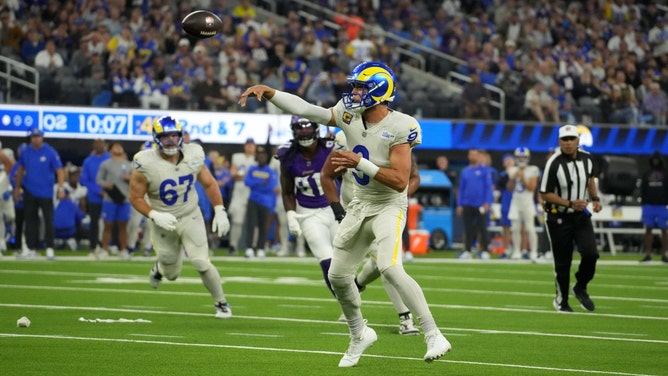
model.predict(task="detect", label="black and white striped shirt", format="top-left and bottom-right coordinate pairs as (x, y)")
top-left (540, 149), bottom-right (596, 213)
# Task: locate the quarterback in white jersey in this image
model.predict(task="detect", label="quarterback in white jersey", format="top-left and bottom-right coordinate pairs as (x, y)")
top-left (507, 147), bottom-right (541, 261)
top-left (333, 130), bottom-right (420, 336)
top-left (240, 61), bottom-right (450, 366)
top-left (128, 116), bottom-right (232, 319)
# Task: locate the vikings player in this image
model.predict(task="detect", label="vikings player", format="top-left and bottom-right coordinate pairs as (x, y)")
top-left (128, 116), bottom-right (232, 318)
top-left (276, 116), bottom-right (349, 296)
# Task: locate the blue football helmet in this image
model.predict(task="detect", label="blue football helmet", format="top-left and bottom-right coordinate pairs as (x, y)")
top-left (152, 116), bottom-right (183, 155)
top-left (290, 115), bottom-right (318, 147)
top-left (514, 147), bottom-right (530, 166)
top-left (141, 140), bottom-right (155, 150)
top-left (342, 61), bottom-right (396, 113)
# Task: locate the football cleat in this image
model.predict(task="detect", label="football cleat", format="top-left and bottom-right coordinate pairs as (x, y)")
top-left (149, 260), bottom-right (162, 289)
top-left (214, 302), bottom-right (232, 319)
top-left (338, 326), bottom-right (377, 367)
top-left (423, 330), bottom-right (451, 362)
top-left (399, 313), bottom-right (420, 336)
top-left (45, 247), bottom-right (55, 260)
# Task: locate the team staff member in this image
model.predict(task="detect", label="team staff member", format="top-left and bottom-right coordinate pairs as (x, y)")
top-left (539, 125), bottom-right (602, 313)
top-left (13, 127), bottom-right (65, 260)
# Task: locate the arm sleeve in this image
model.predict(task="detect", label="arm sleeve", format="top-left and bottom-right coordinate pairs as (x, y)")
top-left (269, 90), bottom-right (333, 125)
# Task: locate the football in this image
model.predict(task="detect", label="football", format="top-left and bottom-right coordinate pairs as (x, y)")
top-left (181, 10), bottom-right (222, 39)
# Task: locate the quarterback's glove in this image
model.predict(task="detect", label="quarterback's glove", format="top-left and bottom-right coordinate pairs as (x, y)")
top-left (148, 210), bottom-right (177, 231)
top-left (211, 205), bottom-right (230, 237)
top-left (286, 210), bottom-right (302, 237)
top-left (330, 202), bottom-right (346, 223)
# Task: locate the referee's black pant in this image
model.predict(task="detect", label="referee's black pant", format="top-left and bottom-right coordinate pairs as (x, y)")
top-left (545, 211), bottom-right (599, 305)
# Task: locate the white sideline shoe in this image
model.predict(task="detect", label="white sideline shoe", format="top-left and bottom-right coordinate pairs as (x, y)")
top-left (118, 249), bottom-right (132, 260)
top-left (214, 302), bottom-right (232, 319)
top-left (423, 330), bottom-right (451, 362)
top-left (16, 249), bottom-right (37, 260)
top-left (95, 249), bottom-right (109, 260)
top-left (256, 249), bottom-right (266, 259)
top-left (338, 326), bottom-right (377, 367)
top-left (46, 247), bottom-right (55, 260)
top-left (66, 238), bottom-right (78, 251)
top-left (399, 313), bottom-right (420, 335)
top-left (244, 248), bottom-right (255, 258)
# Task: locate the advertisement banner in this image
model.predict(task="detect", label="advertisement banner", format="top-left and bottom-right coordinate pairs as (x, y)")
top-left (0, 105), bottom-right (295, 144)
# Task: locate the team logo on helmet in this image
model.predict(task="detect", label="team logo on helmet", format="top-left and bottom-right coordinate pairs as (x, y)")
top-left (152, 116), bottom-right (183, 156)
top-left (342, 62), bottom-right (396, 113)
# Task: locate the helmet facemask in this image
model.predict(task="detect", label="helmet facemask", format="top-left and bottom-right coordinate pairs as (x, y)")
top-left (290, 117), bottom-right (318, 148)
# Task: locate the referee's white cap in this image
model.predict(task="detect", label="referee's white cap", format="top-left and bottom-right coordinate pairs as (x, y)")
top-left (559, 125), bottom-right (580, 139)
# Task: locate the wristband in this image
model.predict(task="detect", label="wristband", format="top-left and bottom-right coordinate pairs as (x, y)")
top-left (356, 158), bottom-right (379, 179)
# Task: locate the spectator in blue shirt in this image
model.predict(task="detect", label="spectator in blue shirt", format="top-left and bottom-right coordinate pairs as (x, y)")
top-left (80, 138), bottom-right (110, 254)
top-left (456, 148), bottom-right (494, 259)
top-left (13, 127), bottom-right (64, 260)
top-left (238, 146), bottom-right (278, 259)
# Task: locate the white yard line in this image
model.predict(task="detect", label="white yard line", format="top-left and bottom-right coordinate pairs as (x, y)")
top-left (2, 283), bottom-right (668, 321)
top-left (1, 303), bottom-right (667, 345)
top-left (0, 332), bottom-right (659, 376)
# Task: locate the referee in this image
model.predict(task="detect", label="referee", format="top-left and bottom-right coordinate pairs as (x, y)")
top-left (539, 125), bottom-right (602, 313)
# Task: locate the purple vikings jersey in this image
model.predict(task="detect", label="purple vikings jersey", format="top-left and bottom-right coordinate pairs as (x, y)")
top-left (276, 140), bottom-right (335, 209)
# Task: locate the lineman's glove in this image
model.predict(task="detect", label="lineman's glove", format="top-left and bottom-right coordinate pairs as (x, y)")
top-left (148, 210), bottom-right (177, 231)
top-left (286, 210), bottom-right (302, 237)
top-left (211, 205), bottom-right (230, 237)
top-left (330, 202), bottom-right (346, 223)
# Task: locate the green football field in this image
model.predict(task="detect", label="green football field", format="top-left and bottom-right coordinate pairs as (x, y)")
top-left (1, 252), bottom-right (666, 376)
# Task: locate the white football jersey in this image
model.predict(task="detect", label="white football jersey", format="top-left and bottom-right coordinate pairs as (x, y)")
top-left (230, 152), bottom-right (256, 199)
top-left (331, 100), bottom-right (421, 208)
top-left (133, 143), bottom-right (205, 218)
top-left (508, 165), bottom-right (540, 202)
top-left (333, 131), bottom-right (356, 208)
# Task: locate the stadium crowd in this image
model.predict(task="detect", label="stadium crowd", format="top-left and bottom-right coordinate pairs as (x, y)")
top-left (0, 1), bottom-right (666, 260)
top-left (0, 0), bottom-right (667, 126)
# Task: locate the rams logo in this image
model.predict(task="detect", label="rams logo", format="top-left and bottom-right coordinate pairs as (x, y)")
top-left (342, 112), bottom-right (353, 124)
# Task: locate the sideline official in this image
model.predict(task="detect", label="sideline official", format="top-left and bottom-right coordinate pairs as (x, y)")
top-left (539, 125), bottom-right (602, 313)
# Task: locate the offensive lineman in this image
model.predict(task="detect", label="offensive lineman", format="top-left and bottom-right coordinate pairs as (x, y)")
top-left (128, 116), bottom-right (233, 318)
top-left (239, 61), bottom-right (450, 367)
top-left (507, 147), bottom-right (540, 261)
